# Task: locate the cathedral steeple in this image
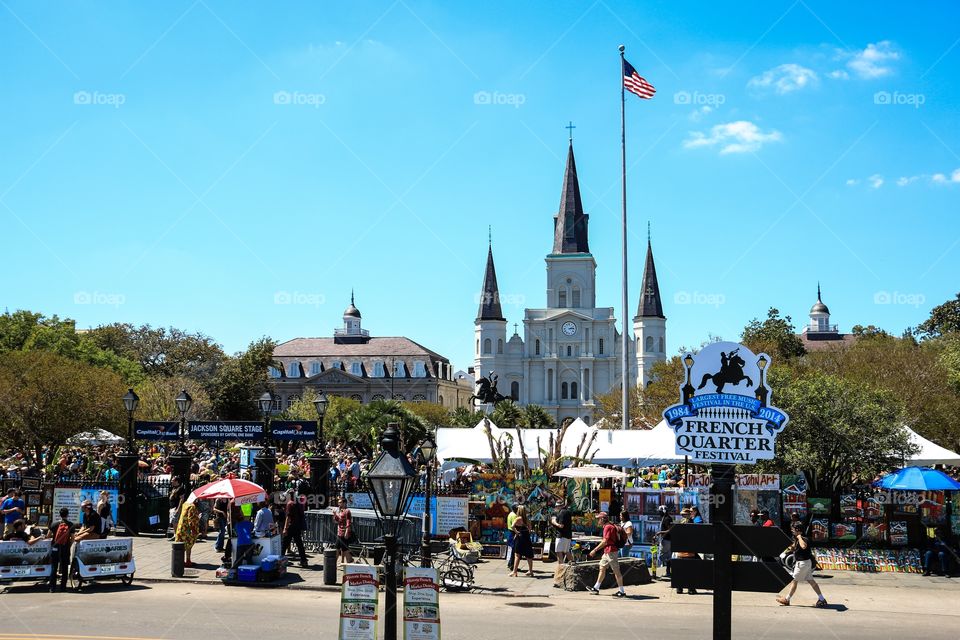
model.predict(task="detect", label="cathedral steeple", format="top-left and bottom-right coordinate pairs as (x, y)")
top-left (477, 237), bottom-right (505, 321)
top-left (552, 141), bottom-right (590, 254)
top-left (635, 229), bottom-right (664, 319)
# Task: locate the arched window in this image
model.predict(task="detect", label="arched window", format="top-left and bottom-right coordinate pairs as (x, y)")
top-left (350, 394), bottom-right (363, 402)
top-left (571, 382), bottom-right (578, 400)
top-left (483, 338), bottom-right (492, 354)
top-left (572, 287), bottom-right (581, 307)
top-left (561, 382), bottom-right (569, 399)
top-left (583, 368), bottom-right (590, 399)
top-left (646, 336), bottom-right (654, 352)
top-left (535, 340), bottom-right (541, 355)
top-left (476, 339), bottom-right (479, 354)
top-left (599, 338), bottom-right (604, 355)
top-left (394, 361), bottom-right (406, 377)
top-left (372, 394), bottom-right (385, 401)
top-left (350, 361), bottom-right (363, 376)
top-left (583, 415), bottom-right (591, 425)
top-left (287, 394), bottom-right (300, 409)
top-left (268, 366), bottom-right (281, 379)
top-left (497, 339), bottom-right (503, 354)
top-left (658, 337), bottom-right (665, 353)
top-left (547, 369), bottom-right (554, 401)
top-left (287, 362), bottom-right (300, 378)
top-left (566, 345), bottom-right (572, 357)
top-left (309, 361), bottom-right (321, 376)
top-left (510, 381), bottom-right (519, 400)
top-left (392, 393), bottom-right (405, 401)
top-left (558, 289), bottom-right (567, 307)
top-left (413, 361), bottom-right (426, 377)
top-left (331, 360), bottom-right (341, 370)
top-left (438, 395), bottom-right (444, 405)
top-left (412, 394), bottom-right (427, 402)
top-left (372, 361), bottom-right (385, 377)
top-left (271, 396), bottom-right (283, 411)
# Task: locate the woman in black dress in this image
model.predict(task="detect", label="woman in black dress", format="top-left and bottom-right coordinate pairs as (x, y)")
top-left (511, 505), bottom-right (535, 577)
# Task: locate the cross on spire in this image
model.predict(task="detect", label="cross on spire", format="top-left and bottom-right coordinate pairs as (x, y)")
top-left (566, 121), bottom-right (576, 142)
top-left (513, 322), bottom-right (519, 335)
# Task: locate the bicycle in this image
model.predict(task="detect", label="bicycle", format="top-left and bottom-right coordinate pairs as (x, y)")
top-left (401, 546), bottom-right (475, 592)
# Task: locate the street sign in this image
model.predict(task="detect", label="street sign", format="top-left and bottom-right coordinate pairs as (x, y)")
top-left (670, 523), bottom-right (792, 557)
top-left (671, 559), bottom-right (792, 593)
top-left (663, 341), bottom-right (789, 465)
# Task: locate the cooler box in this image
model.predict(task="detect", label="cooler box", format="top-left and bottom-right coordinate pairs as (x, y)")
top-left (261, 555), bottom-right (280, 572)
top-left (237, 565), bottom-right (259, 582)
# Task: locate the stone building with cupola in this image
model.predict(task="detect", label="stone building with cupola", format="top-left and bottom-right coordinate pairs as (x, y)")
top-left (472, 140), bottom-right (668, 425)
top-left (269, 294), bottom-right (473, 410)
top-left (796, 284), bottom-right (857, 351)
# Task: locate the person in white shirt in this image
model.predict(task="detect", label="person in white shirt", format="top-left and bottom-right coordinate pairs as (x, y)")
top-left (618, 510), bottom-right (634, 558)
top-left (253, 500), bottom-right (275, 538)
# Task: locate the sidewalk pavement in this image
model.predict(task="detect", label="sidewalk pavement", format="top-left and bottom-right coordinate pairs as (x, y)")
top-left (128, 533), bottom-right (960, 599)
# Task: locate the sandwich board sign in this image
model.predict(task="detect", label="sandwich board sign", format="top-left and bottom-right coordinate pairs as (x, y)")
top-left (663, 341), bottom-right (789, 465)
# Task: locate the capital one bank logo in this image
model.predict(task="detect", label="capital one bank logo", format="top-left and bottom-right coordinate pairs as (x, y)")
top-left (662, 341), bottom-right (789, 464)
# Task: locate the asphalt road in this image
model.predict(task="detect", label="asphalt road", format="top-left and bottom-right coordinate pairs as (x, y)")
top-left (0, 577), bottom-right (957, 640)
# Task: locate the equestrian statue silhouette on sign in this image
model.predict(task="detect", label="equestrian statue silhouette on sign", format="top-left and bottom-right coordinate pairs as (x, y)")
top-left (697, 348), bottom-right (753, 393)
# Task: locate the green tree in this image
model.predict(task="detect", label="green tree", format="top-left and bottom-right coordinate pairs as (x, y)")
top-left (136, 375), bottom-right (212, 421)
top-left (450, 406), bottom-right (485, 427)
top-left (741, 308), bottom-right (806, 361)
top-left (86, 322), bottom-right (225, 382)
top-left (328, 400), bottom-right (428, 459)
top-left (208, 337), bottom-right (277, 420)
top-left (916, 293), bottom-right (960, 339)
top-left (402, 401), bottom-right (452, 427)
top-left (0, 351), bottom-right (127, 463)
top-left (520, 404), bottom-right (555, 429)
top-left (0, 310), bottom-right (143, 383)
top-left (761, 370), bottom-right (914, 493)
top-left (491, 400), bottom-right (522, 429)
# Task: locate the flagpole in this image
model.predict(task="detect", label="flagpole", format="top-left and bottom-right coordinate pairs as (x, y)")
top-left (619, 44), bottom-right (629, 432)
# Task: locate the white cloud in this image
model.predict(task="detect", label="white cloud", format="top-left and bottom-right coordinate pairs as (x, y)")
top-left (868, 174), bottom-right (884, 189)
top-left (748, 63), bottom-right (819, 94)
top-left (689, 105), bottom-right (713, 122)
top-left (930, 170), bottom-right (960, 185)
top-left (897, 176), bottom-right (918, 187)
top-left (684, 121), bottom-right (783, 154)
top-left (844, 41), bottom-right (900, 79)
top-left (828, 70), bottom-right (849, 80)
top-left (845, 178), bottom-right (859, 186)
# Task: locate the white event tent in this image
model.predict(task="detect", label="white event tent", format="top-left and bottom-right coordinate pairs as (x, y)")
top-left (435, 417), bottom-right (686, 467)
top-left (904, 426), bottom-right (960, 466)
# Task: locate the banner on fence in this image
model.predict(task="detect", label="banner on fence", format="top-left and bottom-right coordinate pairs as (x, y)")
top-left (403, 566), bottom-right (440, 640)
top-left (188, 421), bottom-right (265, 441)
top-left (270, 420), bottom-right (318, 441)
top-left (339, 564), bottom-right (379, 640)
top-left (0, 540), bottom-right (51, 579)
top-left (134, 421), bottom-right (179, 441)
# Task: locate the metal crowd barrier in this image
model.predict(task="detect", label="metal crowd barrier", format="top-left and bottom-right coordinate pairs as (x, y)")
top-left (304, 508), bottom-right (422, 553)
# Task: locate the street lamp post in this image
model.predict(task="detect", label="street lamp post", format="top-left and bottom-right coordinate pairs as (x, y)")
top-left (418, 435), bottom-right (437, 567)
top-left (257, 391), bottom-right (277, 496)
top-left (170, 389), bottom-right (193, 492)
top-left (366, 423), bottom-right (417, 640)
top-left (119, 388), bottom-right (140, 535)
top-left (311, 391), bottom-right (330, 507)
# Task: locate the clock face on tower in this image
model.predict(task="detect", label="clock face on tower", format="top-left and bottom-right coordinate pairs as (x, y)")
top-left (561, 321), bottom-right (577, 336)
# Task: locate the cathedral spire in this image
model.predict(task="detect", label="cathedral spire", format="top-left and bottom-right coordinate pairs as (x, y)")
top-left (552, 141), bottom-right (590, 254)
top-left (477, 241), bottom-right (505, 321)
top-left (635, 229), bottom-right (664, 319)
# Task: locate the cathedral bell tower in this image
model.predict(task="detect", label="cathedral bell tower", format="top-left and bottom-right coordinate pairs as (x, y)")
top-left (633, 227), bottom-right (666, 387)
top-left (474, 237), bottom-right (507, 383)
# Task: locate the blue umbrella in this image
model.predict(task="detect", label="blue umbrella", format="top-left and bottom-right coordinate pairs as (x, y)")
top-left (873, 466), bottom-right (960, 491)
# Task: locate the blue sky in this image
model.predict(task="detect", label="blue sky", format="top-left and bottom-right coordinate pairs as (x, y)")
top-left (2, 1), bottom-right (958, 370)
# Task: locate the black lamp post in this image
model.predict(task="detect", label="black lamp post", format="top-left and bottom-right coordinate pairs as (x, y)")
top-left (418, 434), bottom-right (437, 567)
top-left (366, 423), bottom-right (417, 640)
top-left (170, 389), bottom-right (194, 494)
top-left (755, 355), bottom-right (769, 407)
top-left (257, 391), bottom-right (277, 496)
top-left (174, 389), bottom-right (193, 451)
top-left (122, 388), bottom-right (139, 452)
top-left (311, 391), bottom-right (331, 506)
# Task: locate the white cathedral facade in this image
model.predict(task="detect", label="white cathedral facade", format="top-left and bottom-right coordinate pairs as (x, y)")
top-left (473, 141), bottom-right (666, 425)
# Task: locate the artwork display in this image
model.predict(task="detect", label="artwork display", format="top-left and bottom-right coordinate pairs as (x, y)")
top-left (813, 547), bottom-right (922, 573)
top-left (781, 474), bottom-right (807, 520)
top-left (830, 520), bottom-right (857, 541)
top-left (889, 521), bottom-right (909, 546)
top-left (810, 518), bottom-right (830, 542)
top-left (807, 498), bottom-right (831, 518)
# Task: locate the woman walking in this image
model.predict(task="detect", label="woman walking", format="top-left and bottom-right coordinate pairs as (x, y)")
top-left (510, 505), bottom-right (535, 577)
top-left (175, 501), bottom-right (201, 568)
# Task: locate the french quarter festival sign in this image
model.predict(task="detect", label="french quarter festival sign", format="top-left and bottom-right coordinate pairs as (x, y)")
top-left (663, 341), bottom-right (789, 465)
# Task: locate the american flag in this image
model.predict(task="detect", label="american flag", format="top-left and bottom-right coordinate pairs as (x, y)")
top-left (623, 58), bottom-right (655, 99)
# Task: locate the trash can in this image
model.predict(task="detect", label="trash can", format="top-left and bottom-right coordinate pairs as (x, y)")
top-left (323, 547), bottom-right (338, 585)
top-left (171, 541), bottom-right (185, 577)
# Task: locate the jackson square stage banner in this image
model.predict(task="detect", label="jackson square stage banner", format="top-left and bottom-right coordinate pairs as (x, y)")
top-left (663, 341), bottom-right (789, 465)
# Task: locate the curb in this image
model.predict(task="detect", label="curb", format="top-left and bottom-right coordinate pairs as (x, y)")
top-left (134, 575), bottom-right (342, 592)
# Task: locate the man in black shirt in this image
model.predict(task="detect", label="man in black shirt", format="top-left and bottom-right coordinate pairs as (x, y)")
top-left (74, 500), bottom-right (103, 541)
top-left (1, 519), bottom-right (41, 544)
top-left (656, 505), bottom-right (674, 578)
top-left (550, 500), bottom-right (573, 588)
top-left (48, 508), bottom-right (76, 592)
